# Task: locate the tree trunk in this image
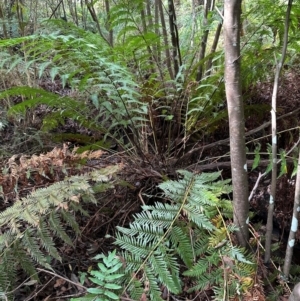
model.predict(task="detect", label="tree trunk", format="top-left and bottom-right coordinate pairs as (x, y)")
top-left (224, 0), bottom-right (249, 247)
top-left (157, 0), bottom-right (174, 79)
top-left (264, 0), bottom-right (293, 263)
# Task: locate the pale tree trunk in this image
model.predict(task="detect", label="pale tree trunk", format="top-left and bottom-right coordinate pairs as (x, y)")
top-left (68, 0), bottom-right (79, 25)
top-left (264, 0), bottom-right (293, 263)
top-left (154, 0), bottom-right (161, 66)
top-left (224, 0), bottom-right (249, 247)
top-left (283, 147), bottom-right (300, 277)
top-left (289, 283), bottom-right (300, 301)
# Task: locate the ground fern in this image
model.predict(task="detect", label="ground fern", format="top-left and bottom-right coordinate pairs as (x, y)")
top-left (0, 166), bottom-right (120, 300)
top-left (111, 170), bottom-right (255, 300)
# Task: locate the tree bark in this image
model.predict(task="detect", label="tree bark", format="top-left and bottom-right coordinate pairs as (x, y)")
top-left (224, 0), bottom-right (249, 247)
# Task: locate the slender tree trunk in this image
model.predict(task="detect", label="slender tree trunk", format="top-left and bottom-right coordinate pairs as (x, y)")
top-left (157, 0), bottom-right (174, 79)
top-left (168, 0), bottom-right (181, 76)
top-left (0, 3), bottom-right (8, 38)
top-left (84, 0), bottom-right (110, 45)
top-left (68, 0), bottom-right (79, 25)
top-left (154, 0), bottom-right (161, 66)
top-left (196, 0), bottom-right (211, 81)
top-left (205, 10), bottom-right (223, 76)
top-left (224, 0), bottom-right (249, 247)
top-left (264, 0), bottom-right (293, 263)
top-left (283, 146), bottom-right (300, 277)
top-left (104, 0), bottom-right (113, 46)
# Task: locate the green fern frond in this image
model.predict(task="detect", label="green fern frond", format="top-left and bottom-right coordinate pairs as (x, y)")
top-left (150, 252), bottom-right (180, 294)
top-left (2, 27), bottom-right (147, 144)
top-left (60, 210), bottom-right (80, 234)
top-left (38, 220), bottom-right (62, 261)
top-left (115, 231), bottom-right (154, 257)
top-left (48, 211), bottom-right (73, 246)
top-left (144, 265), bottom-right (165, 301)
top-left (13, 245), bottom-right (37, 280)
top-left (169, 226), bottom-right (194, 268)
top-left (141, 202), bottom-right (179, 219)
top-left (69, 202), bottom-right (90, 216)
top-left (209, 227), bottom-right (228, 247)
top-left (189, 268), bottom-right (224, 293)
top-left (193, 235), bottom-right (210, 256)
top-left (127, 279), bottom-right (144, 301)
top-left (228, 246), bottom-right (254, 265)
top-left (22, 229), bottom-right (51, 268)
top-left (112, 170), bottom-right (255, 300)
top-left (0, 251), bottom-right (16, 294)
top-left (183, 204), bottom-right (214, 230)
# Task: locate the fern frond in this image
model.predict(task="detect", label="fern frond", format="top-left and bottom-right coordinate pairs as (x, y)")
top-left (228, 246), bottom-right (254, 265)
top-left (0, 251), bottom-right (16, 295)
top-left (150, 252), bottom-right (181, 294)
top-left (115, 231), bottom-right (154, 257)
top-left (13, 245), bottom-right (37, 280)
top-left (38, 220), bottom-right (62, 261)
top-left (60, 210), bottom-right (80, 234)
top-left (127, 279), bottom-right (144, 301)
top-left (169, 226), bottom-right (194, 268)
top-left (183, 204), bottom-right (214, 230)
top-left (48, 211), bottom-right (73, 246)
top-left (193, 235), bottom-right (210, 256)
top-left (144, 265), bottom-right (164, 301)
top-left (22, 229), bottom-right (51, 268)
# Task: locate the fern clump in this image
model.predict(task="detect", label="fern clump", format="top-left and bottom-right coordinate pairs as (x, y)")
top-left (112, 170), bottom-right (255, 300)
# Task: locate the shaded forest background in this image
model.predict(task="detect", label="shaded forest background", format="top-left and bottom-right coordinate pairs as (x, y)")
top-left (0, 0), bottom-right (300, 300)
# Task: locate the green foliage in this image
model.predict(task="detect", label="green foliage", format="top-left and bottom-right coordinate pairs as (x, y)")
top-left (0, 166), bottom-right (119, 299)
top-left (71, 250), bottom-right (124, 301)
top-left (110, 170), bottom-right (255, 300)
top-left (0, 86), bottom-right (102, 133)
top-left (0, 21), bottom-right (147, 150)
top-left (252, 143), bottom-right (261, 170)
top-left (109, 0), bottom-right (160, 74)
top-left (278, 149), bottom-right (287, 178)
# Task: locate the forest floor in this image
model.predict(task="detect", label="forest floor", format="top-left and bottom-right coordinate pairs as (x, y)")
top-left (1, 71), bottom-right (300, 300)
